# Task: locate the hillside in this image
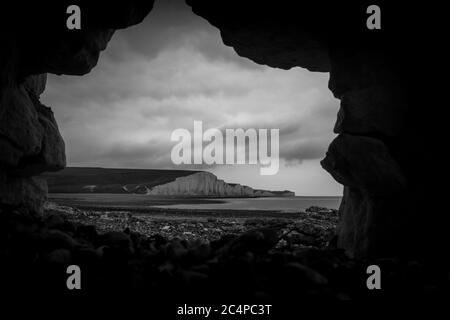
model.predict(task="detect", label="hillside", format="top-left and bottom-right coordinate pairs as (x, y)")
top-left (41, 167), bottom-right (200, 194)
top-left (40, 167), bottom-right (294, 197)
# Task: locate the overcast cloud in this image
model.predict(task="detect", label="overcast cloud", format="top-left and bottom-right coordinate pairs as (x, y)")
top-left (41, 0), bottom-right (342, 196)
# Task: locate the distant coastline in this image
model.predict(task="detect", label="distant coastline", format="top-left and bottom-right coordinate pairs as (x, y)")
top-left (41, 167), bottom-right (295, 198)
top-left (48, 194), bottom-right (341, 212)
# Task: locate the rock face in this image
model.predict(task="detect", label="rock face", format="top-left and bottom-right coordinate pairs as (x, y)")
top-left (147, 172), bottom-right (294, 197)
top-left (0, 1), bottom-right (154, 213)
top-left (0, 72), bottom-right (65, 214)
top-left (0, 1), bottom-right (439, 259)
top-left (186, 1), bottom-right (433, 259)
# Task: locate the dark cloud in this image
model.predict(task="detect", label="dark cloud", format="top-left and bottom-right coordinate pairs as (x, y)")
top-left (100, 140), bottom-right (171, 168)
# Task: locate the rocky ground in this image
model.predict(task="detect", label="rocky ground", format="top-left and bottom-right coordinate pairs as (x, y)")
top-left (0, 203), bottom-right (448, 310)
top-left (43, 203), bottom-right (339, 249)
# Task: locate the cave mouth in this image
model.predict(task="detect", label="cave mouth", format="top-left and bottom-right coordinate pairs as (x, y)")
top-left (40, 0), bottom-right (342, 210)
top-left (2, 0), bottom-right (432, 261)
top-left (1, 0), bottom-right (444, 302)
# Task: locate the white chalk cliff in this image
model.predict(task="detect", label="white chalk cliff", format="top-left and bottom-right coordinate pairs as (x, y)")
top-left (146, 172), bottom-right (294, 197)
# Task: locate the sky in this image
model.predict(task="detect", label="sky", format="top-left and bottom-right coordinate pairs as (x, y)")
top-left (41, 0), bottom-right (342, 196)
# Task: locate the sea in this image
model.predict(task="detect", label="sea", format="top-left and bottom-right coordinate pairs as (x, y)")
top-left (154, 196), bottom-right (342, 212)
top-left (49, 194), bottom-right (342, 213)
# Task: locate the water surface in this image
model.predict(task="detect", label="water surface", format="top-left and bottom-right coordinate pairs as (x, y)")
top-left (49, 194), bottom-right (341, 212)
top-left (154, 196), bottom-right (341, 212)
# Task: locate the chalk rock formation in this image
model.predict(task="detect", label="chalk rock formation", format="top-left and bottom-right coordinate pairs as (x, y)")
top-left (42, 167), bottom-right (294, 197)
top-left (147, 172), bottom-right (294, 197)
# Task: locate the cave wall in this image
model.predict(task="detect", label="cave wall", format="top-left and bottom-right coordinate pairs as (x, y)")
top-left (0, 0), bottom-right (435, 258)
top-left (0, 1), bottom-right (155, 213)
top-left (186, 0), bottom-right (430, 259)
